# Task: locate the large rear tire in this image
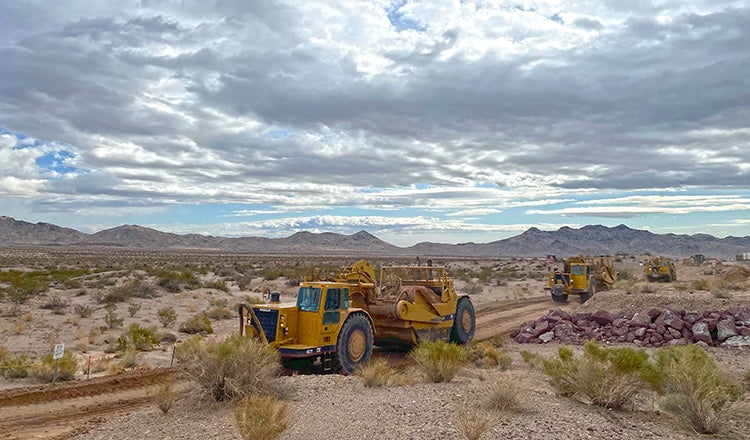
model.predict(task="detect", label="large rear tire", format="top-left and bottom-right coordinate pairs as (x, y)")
top-left (336, 314), bottom-right (374, 374)
top-left (450, 297), bottom-right (475, 345)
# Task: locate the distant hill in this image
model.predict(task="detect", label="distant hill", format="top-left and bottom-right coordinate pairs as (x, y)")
top-left (1, 216), bottom-right (748, 258)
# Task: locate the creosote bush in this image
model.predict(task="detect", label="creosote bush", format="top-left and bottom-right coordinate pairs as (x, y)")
top-left (157, 306), bottom-right (177, 327)
top-left (118, 323), bottom-right (160, 351)
top-left (103, 303), bottom-right (124, 329)
top-left (177, 334), bottom-right (281, 402)
top-left (33, 349), bottom-right (79, 382)
top-left (234, 394), bottom-right (288, 440)
top-left (179, 312), bottom-right (213, 335)
top-left (1, 353), bottom-right (32, 379)
top-left (410, 339), bottom-right (469, 383)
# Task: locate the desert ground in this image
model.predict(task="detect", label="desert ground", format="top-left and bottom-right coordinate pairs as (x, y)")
top-left (1, 248), bottom-right (749, 439)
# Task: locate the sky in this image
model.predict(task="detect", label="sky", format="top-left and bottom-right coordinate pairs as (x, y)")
top-left (1, 1), bottom-right (749, 247)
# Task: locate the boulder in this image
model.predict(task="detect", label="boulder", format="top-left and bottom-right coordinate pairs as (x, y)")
top-left (539, 331), bottom-right (555, 343)
top-left (631, 313), bottom-right (651, 328)
top-left (722, 335), bottom-right (750, 348)
top-left (691, 322), bottom-right (712, 345)
top-left (591, 310), bottom-right (615, 326)
top-left (646, 308), bottom-right (664, 319)
top-left (716, 319), bottom-right (738, 342)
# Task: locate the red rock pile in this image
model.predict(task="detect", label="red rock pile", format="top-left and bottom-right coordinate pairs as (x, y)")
top-left (510, 307), bottom-right (750, 347)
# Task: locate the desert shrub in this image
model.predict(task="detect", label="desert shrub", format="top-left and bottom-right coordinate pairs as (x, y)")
top-left (617, 269), bottom-right (633, 281)
top-left (154, 270), bottom-right (200, 293)
top-left (127, 302), bottom-right (142, 317)
top-left (203, 280), bottom-right (229, 292)
top-left (118, 324), bottom-right (160, 351)
top-left (242, 295), bottom-right (265, 305)
top-left (452, 408), bottom-right (495, 440)
top-left (0, 345), bottom-right (8, 363)
top-left (103, 303), bottom-right (124, 329)
top-left (33, 349), bottom-right (79, 382)
top-left (355, 358), bottom-right (409, 387)
top-left (234, 394), bottom-right (288, 440)
top-left (40, 295), bottom-right (69, 314)
top-left (465, 280), bottom-right (484, 295)
top-left (155, 380), bottom-right (177, 414)
top-left (691, 278), bottom-right (710, 291)
top-left (208, 298), bottom-right (229, 308)
top-left (236, 274), bottom-right (255, 290)
top-left (118, 349), bottom-right (138, 369)
top-left (1, 353), bottom-right (32, 378)
top-left (158, 306), bottom-right (177, 327)
top-left (0, 270), bottom-right (50, 304)
top-left (179, 313), bottom-right (214, 334)
top-left (11, 321), bottom-right (27, 334)
top-left (711, 289), bottom-right (732, 299)
top-left (640, 283), bottom-right (657, 293)
top-left (674, 284), bottom-right (688, 292)
top-left (102, 279), bottom-right (156, 303)
top-left (73, 303), bottom-right (94, 318)
top-left (206, 306), bottom-right (233, 320)
top-left (652, 344), bottom-right (744, 434)
top-left (177, 334), bottom-right (281, 401)
top-left (484, 373), bottom-right (527, 413)
top-left (531, 341), bottom-right (655, 409)
top-left (411, 340), bottom-right (469, 383)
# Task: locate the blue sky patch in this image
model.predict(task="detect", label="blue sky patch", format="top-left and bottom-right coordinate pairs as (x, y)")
top-left (387, 1), bottom-right (426, 32)
top-left (36, 150), bottom-right (78, 175)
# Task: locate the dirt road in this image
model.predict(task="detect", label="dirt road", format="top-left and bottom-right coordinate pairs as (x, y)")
top-left (0, 297), bottom-right (556, 439)
top-left (474, 296), bottom-right (567, 341)
top-left (0, 368), bottom-right (177, 440)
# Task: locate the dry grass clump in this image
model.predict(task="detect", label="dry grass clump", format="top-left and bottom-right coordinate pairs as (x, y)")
top-left (0, 348), bottom-right (32, 379)
top-left (355, 358), bottom-right (410, 387)
top-left (690, 278), bottom-right (710, 291)
top-left (177, 334), bottom-right (281, 402)
top-left (452, 408), bottom-right (496, 440)
top-left (411, 339), bottom-right (469, 383)
top-left (470, 341), bottom-right (512, 370)
top-left (73, 303), bottom-right (93, 318)
top-left (154, 379), bottom-right (177, 414)
top-left (654, 345), bottom-right (746, 435)
top-left (40, 295), bottom-right (69, 314)
top-left (484, 373), bottom-right (527, 413)
top-left (205, 306), bottom-right (233, 320)
top-left (203, 280), bottom-right (229, 292)
top-left (234, 394), bottom-right (288, 440)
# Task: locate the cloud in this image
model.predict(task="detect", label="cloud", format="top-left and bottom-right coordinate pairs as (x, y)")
top-left (0, 1), bottom-right (749, 242)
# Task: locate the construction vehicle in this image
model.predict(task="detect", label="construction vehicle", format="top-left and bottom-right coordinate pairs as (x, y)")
top-left (644, 257), bottom-right (677, 282)
top-left (237, 260), bottom-right (475, 374)
top-left (545, 255), bottom-right (617, 303)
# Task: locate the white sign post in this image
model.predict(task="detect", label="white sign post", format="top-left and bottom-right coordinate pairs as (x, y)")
top-left (53, 343), bottom-right (64, 383)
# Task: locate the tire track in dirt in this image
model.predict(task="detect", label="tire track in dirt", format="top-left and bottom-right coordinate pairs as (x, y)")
top-left (0, 368), bottom-right (178, 440)
top-left (474, 296), bottom-right (570, 341)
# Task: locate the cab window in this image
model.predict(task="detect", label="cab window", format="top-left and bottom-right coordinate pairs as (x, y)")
top-left (571, 265), bottom-right (585, 275)
top-left (323, 288), bottom-right (349, 325)
top-left (297, 287), bottom-right (321, 312)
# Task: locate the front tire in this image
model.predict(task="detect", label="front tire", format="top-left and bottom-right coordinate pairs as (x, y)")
top-left (336, 314), bottom-right (374, 374)
top-left (450, 297), bottom-right (475, 345)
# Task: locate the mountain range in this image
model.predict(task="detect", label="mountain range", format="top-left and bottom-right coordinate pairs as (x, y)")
top-left (1, 216), bottom-right (749, 258)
